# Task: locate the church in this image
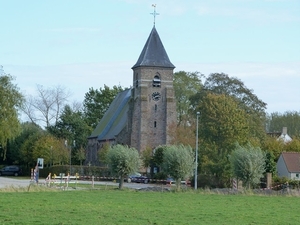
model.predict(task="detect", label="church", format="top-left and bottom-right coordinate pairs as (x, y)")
top-left (86, 24), bottom-right (177, 165)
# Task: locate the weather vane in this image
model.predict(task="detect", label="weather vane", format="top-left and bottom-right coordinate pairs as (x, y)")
top-left (150, 4), bottom-right (159, 26)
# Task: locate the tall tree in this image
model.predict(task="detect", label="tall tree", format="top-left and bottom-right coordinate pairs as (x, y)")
top-left (161, 144), bottom-right (195, 191)
top-left (192, 73), bottom-right (267, 141)
top-left (198, 93), bottom-right (250, 185)
top-left (22, 84), bottom-right (71, 128)
top-left (83, 85), bottom-right (124, 128)
top-left (107, 144), bottom-right (140, 189)
top-left (173, 71), bottom-right (203, 126)
top-left (229, 143), bottom-right (266, 189)
top-left (0, 66), bottom-right (24, 161)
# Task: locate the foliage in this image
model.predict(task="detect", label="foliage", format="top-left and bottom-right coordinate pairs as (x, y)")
top-left (229, 143), bottom-right (266, 189)
top-left (203, 73), bottom-right (266, 113)
top-left (98, 141), bottom-right (110, 166)
top-left (22, 84), bottom-right (71, 128)
top-left (267, 111), bottom-right (300, 137)
top-left (264, 151), bottom-right (276, 175)
top-left (0, 67), bottom-right (24, 161)
top-left (83, 84), bottom-right (124, 128)
top-left (168, 122), bottom-right (196, 147)
top-left (198, 93), bottom-right (250, 184)
top-left (161, 144), bottom-right (195, 191)
top-left (261, 135), bottom-right (285, 160)
top-left (173, 71), bottom-right (203, 126)
top-left (47, 105), bottom-right (92, 164)
top-left (140, 147), bottom-right (153, 174)
top-left (107, 144), bottom-right (140, 189)
top-left (152, 145), bottom-right (166, 168)
top-left (284, 136), bottom-right (300, 153)
top-left (191, 73), bottom-right (267, 141)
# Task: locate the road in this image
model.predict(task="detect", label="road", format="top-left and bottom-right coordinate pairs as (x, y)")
top-left (0, 176), bottom-right (166, 190)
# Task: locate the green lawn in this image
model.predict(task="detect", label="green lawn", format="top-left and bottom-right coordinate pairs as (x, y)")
top-left (0, 187), bottom-right (299, 225)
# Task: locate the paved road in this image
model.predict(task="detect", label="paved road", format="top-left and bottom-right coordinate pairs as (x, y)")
top-left (0, 176), bottom-right (166, 190)
top-left (0, 176), bottom-right (31, 188)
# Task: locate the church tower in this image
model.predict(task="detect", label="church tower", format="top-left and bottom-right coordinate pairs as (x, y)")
top-left (129, 26), bottom-right (176, 152)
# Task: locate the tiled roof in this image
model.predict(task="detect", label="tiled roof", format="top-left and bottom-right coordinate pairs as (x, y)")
top-left (132, 27), bottom-right (175, 69)
top-left (89, 89), bottom-right (131, 140)
top-left (282, 152), bottom-right (300, 173)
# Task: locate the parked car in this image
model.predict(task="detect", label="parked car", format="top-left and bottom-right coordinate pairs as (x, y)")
top-left (133, 175), bottom-right (150, 184)
top-left (126, 173), bottom-right (141, 183)
top-left (0, 165), bottom-right (22, 176)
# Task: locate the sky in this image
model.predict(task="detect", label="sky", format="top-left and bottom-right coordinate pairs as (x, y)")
top-left (1, 0), bottom-right (299, 118)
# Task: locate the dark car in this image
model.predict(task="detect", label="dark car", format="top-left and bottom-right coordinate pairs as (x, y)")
top-left (0, 165), bottom-right (22, 176)
top-left (132, 175), bottom-right (150, 184)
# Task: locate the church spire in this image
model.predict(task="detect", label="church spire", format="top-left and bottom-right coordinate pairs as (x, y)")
top-left (132, 27), bottom-right (175, 69)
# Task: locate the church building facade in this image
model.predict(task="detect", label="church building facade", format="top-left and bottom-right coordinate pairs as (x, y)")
top-left (86, 26), bottom-right (176, 165)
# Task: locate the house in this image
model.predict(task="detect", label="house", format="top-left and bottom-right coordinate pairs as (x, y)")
top-left (85, 24), bottom-right (177, 166)
top-left (277, 127), bottom-right (292, 143)
top-left (277, 152), bottom-right (300, 180)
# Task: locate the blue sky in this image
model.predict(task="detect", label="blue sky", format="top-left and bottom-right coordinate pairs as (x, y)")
top-left (1, 0), bottom-right (299, 116)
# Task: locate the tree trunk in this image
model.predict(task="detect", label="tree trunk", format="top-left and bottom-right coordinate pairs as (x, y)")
top-left (119, 175), bottom-right (124, 189)
top-left (176, 178), bottom-right (181, 191)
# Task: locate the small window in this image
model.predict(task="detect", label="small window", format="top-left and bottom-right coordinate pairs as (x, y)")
top-left (155, 104), bottom-right (157, 111)
top-left (153, 74), bottom-right (161, 87)
top-left (135, 80), bottom-right (138, 88)
top-left (154, 121), bottom-right (157, 128)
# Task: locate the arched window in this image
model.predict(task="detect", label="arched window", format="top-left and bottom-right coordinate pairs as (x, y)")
top-left (153, 73), bottom-right (161, 87)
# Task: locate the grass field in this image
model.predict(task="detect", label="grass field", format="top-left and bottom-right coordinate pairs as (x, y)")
top-left (0, 186), bottom-right (299, 225)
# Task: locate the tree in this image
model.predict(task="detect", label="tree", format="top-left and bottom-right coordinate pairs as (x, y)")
top-left (261, 135), bottom-right (285, 160)
top-left (83, 85), bottom-right (124, 128)
top-left (173, 71), bottom-right (203, 126)
top-left (98, 141), bottom-right (110, 166)
top-left (198, 93), bottom-right (250, 185)
top-left (152, 145), bottom-right (166, 169)
top-left (7, 122), bottom-right (42, 165)
top-left (107, 144), bottom-right (140, 189)
top-left (229, 143), bottom-right (266, 189)
top-left (22, 84), bottom-right (71, 128)
top-left (47, 105), bottom-right (92, 165)
top-left (140, 147), bottom-right (153, 174)
top-left (191, 73), bottom-right (267, 141)
top-left (0, 66), bottom-right (24, 161)
top-left (265, 152), bottom-right (276, 176)
top-left (161, 145), bottom-right (195, 191)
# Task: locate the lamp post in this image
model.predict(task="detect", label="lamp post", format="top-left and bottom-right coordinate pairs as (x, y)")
top-left (195, 111), bottom-right (200, 190)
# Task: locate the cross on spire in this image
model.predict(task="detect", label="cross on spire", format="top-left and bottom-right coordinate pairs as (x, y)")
top-left (150, 4), bottom-right (159, 27)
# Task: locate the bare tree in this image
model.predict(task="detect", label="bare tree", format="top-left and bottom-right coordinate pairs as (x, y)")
top-left (22, 85), bottom-right (71, 128)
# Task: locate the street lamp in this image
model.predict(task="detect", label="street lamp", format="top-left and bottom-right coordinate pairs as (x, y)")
top-left (195, 111), bottom-right (200, 190)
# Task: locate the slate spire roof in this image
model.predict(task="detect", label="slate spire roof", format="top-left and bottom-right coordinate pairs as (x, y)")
top-left (132, 27), bottom-right (175, 69)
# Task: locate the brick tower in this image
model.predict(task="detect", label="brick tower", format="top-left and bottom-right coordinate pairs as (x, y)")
top-left (129, 26), bottom-right (176, 152)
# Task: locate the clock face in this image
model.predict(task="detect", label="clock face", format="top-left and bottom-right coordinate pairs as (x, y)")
top-left (152, 92), bottom-right (161, 101)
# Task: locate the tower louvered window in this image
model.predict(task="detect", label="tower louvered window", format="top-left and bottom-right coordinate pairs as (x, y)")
top-left (153, 74), bottom-right (161, 87)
